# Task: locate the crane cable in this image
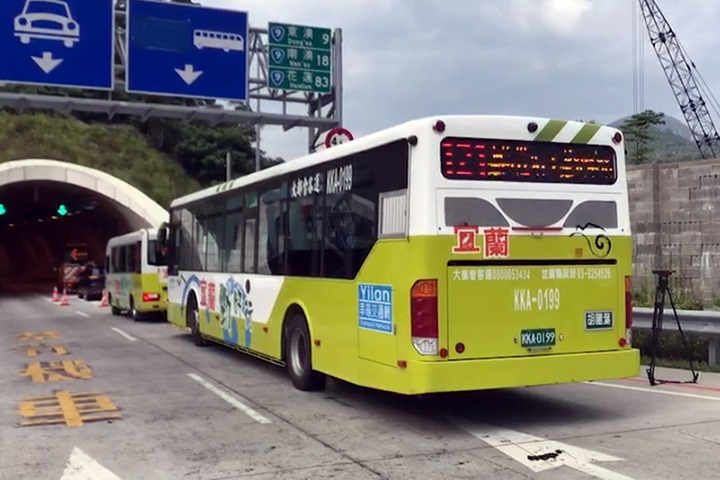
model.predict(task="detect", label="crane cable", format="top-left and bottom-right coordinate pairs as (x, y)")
top-left (634, 1), bottom-right (720, 126)
top-left (632, 0), bottom-right (645, 114)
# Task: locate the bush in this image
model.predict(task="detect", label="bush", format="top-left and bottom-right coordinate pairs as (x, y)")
top-left (632, 274), bottom-right (704, 310)
top-left (633, 330), bottom-right (707, 364)
top-left (0, 112), bottom-right (200, 207)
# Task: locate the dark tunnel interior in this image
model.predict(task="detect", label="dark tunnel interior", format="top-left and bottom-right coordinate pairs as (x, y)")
top-left (0, 181), bottom-right (151, 287)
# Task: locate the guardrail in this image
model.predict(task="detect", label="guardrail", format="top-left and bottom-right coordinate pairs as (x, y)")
top-left (632, 307), bottom-right (720, 366)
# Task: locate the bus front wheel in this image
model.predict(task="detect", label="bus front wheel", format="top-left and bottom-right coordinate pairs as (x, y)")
top-left (284, 312), bottom-right (325, 392)
top-left (187, 295), bottom-right (207, 347)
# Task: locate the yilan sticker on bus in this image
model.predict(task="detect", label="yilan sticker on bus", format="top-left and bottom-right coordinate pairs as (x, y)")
top-left (451, 226), bottom-right (510, 258)
top-left (483, 227), bottom-right (510, 258)
top-left (452, 226), bottom-right (480, 254)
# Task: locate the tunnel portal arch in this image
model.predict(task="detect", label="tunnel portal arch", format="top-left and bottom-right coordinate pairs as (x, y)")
top-left (0, 159), bottom-right (170, 283)
top-left (0, 159), bottom-right (168, 228)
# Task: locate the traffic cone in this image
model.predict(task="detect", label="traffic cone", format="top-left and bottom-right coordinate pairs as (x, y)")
top-left (99, 290), bottom-right (109, 307)
top-left (51, 287), bottom-right (59, 303)
top-left (59, 288), bottom-right (69, 306)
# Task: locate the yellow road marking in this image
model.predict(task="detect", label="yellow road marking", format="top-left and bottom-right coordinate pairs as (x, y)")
top-left (20, 359), bottom-right (93, 383)
top-left (16, 331), bottom-right (62, 342)
top-left (19, 391), bottom-right (122, 428)
top-left (17, 343), bottom-right (70, 357)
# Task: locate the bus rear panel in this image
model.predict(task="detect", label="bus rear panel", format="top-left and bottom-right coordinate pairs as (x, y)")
top-left (392, 117), bottom-right (639, 393)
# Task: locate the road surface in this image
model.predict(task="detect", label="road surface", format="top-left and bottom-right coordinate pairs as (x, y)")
top-left (1, 288), bottom-right (719, 480)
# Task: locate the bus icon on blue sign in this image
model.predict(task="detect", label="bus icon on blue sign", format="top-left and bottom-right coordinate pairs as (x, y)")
top-left (193, 29), bottom-right (244, 53)
top-left (358, 283), bottom-right (393, 334)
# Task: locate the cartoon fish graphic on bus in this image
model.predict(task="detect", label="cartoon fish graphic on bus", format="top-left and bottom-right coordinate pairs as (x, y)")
top-left (218, 278), bottom-right (253, 349)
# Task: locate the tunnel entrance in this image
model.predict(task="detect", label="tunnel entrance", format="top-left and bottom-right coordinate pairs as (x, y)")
top-left (0, 160), bottom-right (168, 287)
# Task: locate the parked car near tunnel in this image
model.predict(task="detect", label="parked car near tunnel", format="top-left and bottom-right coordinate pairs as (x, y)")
top-left (77, 263), bottom-right (106, 301)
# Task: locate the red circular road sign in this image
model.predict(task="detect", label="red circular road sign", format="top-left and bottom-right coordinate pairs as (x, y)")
top-left (324, 127), bottom-right (354, 148)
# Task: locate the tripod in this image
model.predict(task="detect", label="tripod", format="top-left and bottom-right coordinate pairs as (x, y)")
top-left (646, 270), bottom-right (699, 386)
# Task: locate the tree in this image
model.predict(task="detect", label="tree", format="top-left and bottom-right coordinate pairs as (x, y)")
top-left (171, 123), bottom-right (281, 186)
top-left (620, 110), bottom-right (666, 165)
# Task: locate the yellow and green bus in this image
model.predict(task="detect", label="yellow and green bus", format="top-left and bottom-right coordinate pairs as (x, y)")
top-left (105, 228), bottom-right (168, 321)
top-left (158, 115), bottom-right (640, 394)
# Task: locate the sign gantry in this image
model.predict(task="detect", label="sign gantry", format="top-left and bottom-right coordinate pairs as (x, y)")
top-left (0, 0), bottom-right (343, 153)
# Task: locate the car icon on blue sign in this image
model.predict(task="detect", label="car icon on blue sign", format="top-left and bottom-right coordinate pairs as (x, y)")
top-left (14, 0), bottom-right (80, 48)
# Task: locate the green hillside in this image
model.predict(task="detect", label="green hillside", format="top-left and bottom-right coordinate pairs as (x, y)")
top-left (0, 112), bottom-right (200, 207)
top-left (610, 114), bottom-right (702, 163)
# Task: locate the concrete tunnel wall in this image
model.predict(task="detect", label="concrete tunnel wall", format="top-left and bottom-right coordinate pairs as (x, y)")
top-left (0, 159), bottom-right (169, 283)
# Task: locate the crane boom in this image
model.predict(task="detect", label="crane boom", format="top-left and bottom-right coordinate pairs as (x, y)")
top-left (638, 0), bottom-right (720, 159)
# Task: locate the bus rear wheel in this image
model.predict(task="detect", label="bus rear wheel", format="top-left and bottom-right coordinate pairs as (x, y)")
top-left (284, 312), bottom-right (325, 392)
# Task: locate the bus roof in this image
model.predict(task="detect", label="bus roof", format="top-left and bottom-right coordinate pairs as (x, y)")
top-left (106, 228), bottom-right (157, 248)
top-left (170, 115), bottom-right (622, 209)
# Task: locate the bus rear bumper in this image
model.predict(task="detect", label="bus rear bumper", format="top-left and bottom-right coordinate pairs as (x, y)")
top-left (362, 348), bottom-right (641, 395)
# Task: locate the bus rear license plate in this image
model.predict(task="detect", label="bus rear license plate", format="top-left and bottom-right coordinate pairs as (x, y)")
top-left (521, 328), bottom-right (556, 348)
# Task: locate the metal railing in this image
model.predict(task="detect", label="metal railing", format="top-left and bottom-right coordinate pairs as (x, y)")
top-left (632, 307), bottom-right (720, 365)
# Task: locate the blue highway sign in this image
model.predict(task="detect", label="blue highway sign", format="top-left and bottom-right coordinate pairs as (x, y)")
top-left (0, 0), bottom-right (115, 90)
top-left (126, 0), bottom-right (249, 101)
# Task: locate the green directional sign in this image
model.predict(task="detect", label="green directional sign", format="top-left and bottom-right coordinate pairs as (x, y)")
top-left (0, 203), bottom-right (5, 216)
top-left (57, 204), bottom-right (68, 216)
top-left (267, 22), bottom-right (333, 94)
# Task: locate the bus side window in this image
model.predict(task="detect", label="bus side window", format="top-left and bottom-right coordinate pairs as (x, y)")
top-left (203, 213), bottom-right (224, 273)
top-left (259, 185), bottom-right (287, 275)
top-left (286, 194), bottom-right (322, 277)
top-left (323, 175), bottom-right (376, 279)
top-left (243, 214), bottom-right (257, 274)
top-left (223, 210), bottom-right (243, 273)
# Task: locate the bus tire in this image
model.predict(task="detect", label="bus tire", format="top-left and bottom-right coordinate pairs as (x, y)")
top-left (187, 294), bottom-right (207, 347)
top-left (109, 294), bottom-right (121, 315)
top-left (130, 297), bottom-right (142, 322)
top-left (284, 312), bottom-right (325, 392)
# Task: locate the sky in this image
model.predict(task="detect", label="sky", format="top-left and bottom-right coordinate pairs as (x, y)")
top-left (204, 0), bottom-right (720, 162)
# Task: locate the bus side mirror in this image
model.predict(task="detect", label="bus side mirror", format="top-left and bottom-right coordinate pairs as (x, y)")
top-left (158, 223), bottom-right (168, 246)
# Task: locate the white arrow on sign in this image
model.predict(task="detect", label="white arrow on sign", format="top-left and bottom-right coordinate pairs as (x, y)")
top-left (32, 52), bottom-right (63, 74)
top-left (448, 417), bottom-right (635, 480)
top-left (174, 64), bottom-right (203, 85)
top-left (60, 447), bottom-right (122, 480)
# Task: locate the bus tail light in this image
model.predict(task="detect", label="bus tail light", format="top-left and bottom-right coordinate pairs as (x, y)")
top-left (142, 292), bottom-right (160, 302)
top-left (623, 276), bottom-right (633, 346)
top-left (411, 279), bottom-right (438, 356)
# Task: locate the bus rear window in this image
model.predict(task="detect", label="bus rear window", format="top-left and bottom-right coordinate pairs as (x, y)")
top-left (440, 137), bottom-right (617, 185)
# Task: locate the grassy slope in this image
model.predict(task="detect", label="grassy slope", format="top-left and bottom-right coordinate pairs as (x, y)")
top-left (0, 112), bottom-right (200, 207)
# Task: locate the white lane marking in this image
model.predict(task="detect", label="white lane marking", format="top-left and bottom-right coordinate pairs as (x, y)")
top-left (75, 311), bottom-right (89, 318)
top-left (110, 327), bottom-right (137, 342)
top-left (60, 446), bottom-right (122, 480)
top-left (584, 381), bottom-right (720, 401)
top-left (447, 417), bottom-right (634, 479)
top-left (187, 373), bottom-right (271, 424)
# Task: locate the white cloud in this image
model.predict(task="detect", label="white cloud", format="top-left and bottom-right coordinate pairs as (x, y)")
top-left (206, 0), bottom-right (720, 162)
